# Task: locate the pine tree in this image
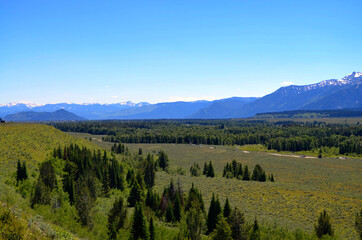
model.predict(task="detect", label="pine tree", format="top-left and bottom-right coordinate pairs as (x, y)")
top-left (138, 148), bottom-right (143, 155)
top-left (229, 207), bottom-right (246, 240)
top-left (174, 194), bottom-right (182, 222)
top-left (166, 202), bottom-right (175, 222)
top-left (31, 160), bottom-right (57, 207)
top-left (149, 217), bottom-right (155, 240)
top-left (211, 215), bottom-right (232, 240)
top-left (102, 169), bottom-right (110, 197)
top-left (203, 162), bottom-right (208, 175)
top-left (207, 193), bottom-right (222, 234)
top-left (75, 176), bottom-right (96, 227)
top-left (16, 160), bottom-right (22, 183)
top-left (242, 165), bottom-right (250, 181)
top-left (144, 154), bottom-right (155, 188)
top-left (158, 150), bottom-right (169, 171)
top-left (181, 201), bottom-right (205, 240)
top-left (128, 179), bottom-right (143, 207)
top-left (250, 218), bottom-right (260, 240)
top-left (107, 197), bottom-right (127, 239)
top-left (130, 203), bottom-right (148, 240)
top-left (315, 210), bottom-right (334, 238)
top-left (21, 162), bottom-right (28, 181)
top-left (223, 198), bottom-right (231, 219)
top-left (251, 164), bottom-right (263, 181)
top-left (207, 161), bottom-right (215, 178)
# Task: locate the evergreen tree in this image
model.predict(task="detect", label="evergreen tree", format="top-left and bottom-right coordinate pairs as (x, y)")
top-left (223, 198), bottom-right (231, 219)
top-left (144, 154), bottom-right (155, 188)
top-left (21, 162), bottom-right (28, 181)
top-left (211, 215), bottom-right (232, 240)
top-left (250, 218), bottom-right (260, 240)
top-left (130, 203), bottom-right (148, 240)
top-left (174, 194), bottom-right (182, 222)
top-left (229, 207), bottom-right (247, 240)
top-left (251, 164), bottom-right (264, 181)
top-left (107, 197), bottom-right (127, 239)
top-left (270, 174), bottom-right (275, 182)
top-left (355, 209), bottom-right (362, 240)
top-left (315, 210), bottom-right (334, 238)
top-left (180, 201), bottom-right (205, 240)
top-left (149, 217), bottom-right (155, 240)
top-left (207, 193), bottom-right (222, 234)
top-left (128, 179), bottom-right (143, 207)
top-left (166, 202), bottom-right (175, 222)
top-left (138, 148), bottom-right (143, 155)
top-left (242, 165), bottom-right (250, 181)
top-left (75, 176), bottom-right (96, 227)
top-left (16, 160), bottom-right (28, 183)
top-left (31, 160), bottom-right (57, 207)
top-left (102, 169), bottom-right (110, 197)
top-left (203, 162), bottom-right (208, 175)
top-left (207, 161), bottom-right (215, 178)
top-left (126, 169), bottom-right (135, 185)
top-left (185, 183), bottom-right (205, 213)
top-left (16, 159), bottom-right (22, 183)
top-left (158, 150), bottom-right (169, 171)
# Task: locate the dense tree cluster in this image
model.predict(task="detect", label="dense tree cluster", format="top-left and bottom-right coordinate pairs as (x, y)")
top-left (50, 120), bottom-right (362, 155)
top-left (223, 160), bottom-right (274, 182)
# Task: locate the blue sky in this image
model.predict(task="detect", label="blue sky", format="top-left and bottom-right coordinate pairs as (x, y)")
top-left (1, 0), bottom-right (361, 104)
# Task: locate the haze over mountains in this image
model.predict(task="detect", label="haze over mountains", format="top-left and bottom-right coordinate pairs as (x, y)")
top-left (1, 72), bottom-right (361, 120)
top-left (4, 109), bottom-right (85, 122)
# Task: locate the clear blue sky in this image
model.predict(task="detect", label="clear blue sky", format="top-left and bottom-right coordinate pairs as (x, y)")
top-left (1, 0), bottom-right (361, 104)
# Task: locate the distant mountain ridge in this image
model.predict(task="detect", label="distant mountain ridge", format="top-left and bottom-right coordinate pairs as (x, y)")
top-left (1, 72), bottom-right (361, 119)
top-left (4, 109), bottom-right (85, 122)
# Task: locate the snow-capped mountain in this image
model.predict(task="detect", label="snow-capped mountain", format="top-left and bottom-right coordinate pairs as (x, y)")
top-left (225, 72), bottom-right (362, 118)
top-left (1, 72), bottom-right (361, 119)
top-left (0, 101), bottom-right (149, 119)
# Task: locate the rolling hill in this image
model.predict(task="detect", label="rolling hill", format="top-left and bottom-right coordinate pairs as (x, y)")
top-left (4, 109), bottom-right (85, 121)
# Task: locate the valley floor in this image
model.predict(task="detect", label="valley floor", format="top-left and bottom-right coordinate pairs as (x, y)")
top-left (69, 133), bottom-right (362, 239)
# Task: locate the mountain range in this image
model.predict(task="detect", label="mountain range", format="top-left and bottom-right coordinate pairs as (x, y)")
top-left (4, 109), bottom-right (85, 122)
top-left (1, 72), bottom-right (361, 120)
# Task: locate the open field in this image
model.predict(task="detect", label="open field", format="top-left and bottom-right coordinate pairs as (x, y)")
top-left (68, 132), bottom-right (362, 238)
top-left (75, 131), bottom-right (362, 239)
top-left (128, 143), bottom-right (361, 239)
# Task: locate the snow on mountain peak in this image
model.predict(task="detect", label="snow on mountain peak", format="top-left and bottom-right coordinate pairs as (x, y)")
top-left (0, 102), bottom-right (44, 108)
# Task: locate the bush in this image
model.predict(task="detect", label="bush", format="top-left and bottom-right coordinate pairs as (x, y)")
top-left (0, 205), bottom-right (26, 240)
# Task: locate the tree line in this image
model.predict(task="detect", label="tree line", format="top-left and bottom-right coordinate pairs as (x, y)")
top-left (50, 120), bottom-right (362, 155)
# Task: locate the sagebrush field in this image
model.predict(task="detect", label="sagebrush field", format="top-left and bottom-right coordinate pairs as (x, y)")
top-left (70, 132), bottom-right (362, 239)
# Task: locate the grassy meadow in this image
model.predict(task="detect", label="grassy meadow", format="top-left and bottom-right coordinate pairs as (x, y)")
top-left (70, 133), bottom-right (362, 239)
top-left (0, 123), bottom-right (104, 239)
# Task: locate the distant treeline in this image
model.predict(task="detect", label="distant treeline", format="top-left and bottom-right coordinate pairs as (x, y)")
top-left (50, 120), bottom-right (362, 155)
top-left (255, 109), bottom-right (362, 118)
